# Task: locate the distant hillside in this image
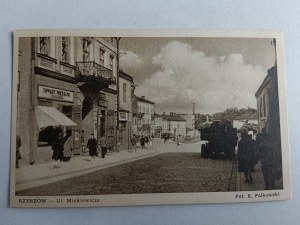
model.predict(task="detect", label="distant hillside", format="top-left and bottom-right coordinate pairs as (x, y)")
top-left (212, 107), bottom-right (257, 121)
top-left (195, 107), bottom-right (257, 128)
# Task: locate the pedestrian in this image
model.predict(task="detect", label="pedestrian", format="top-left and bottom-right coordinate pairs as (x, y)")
top-left (144, 136), bottom-right (149, 148)
top-left (16, 135), bottom-right (22, 168)
top-left (237, 132), bottom-right (255, 183)
top-left (51, 130), bottom-right (64, 169)
top-left (258, 134), bottom-right (281, 190)
top-left (87, 133), bottom-right (98, 160)
top-left (149, 136), bottom-right (153, 149)
top-left (63, 130), bottom-right (73, 162)
top-left (140, 136), bottom-right (145, 149)
top-left (80, 130), bottom-right (85, 153)
top-left (99, 134), bottom-right (108, 158)
top-left (164, 135), bottom-right (168, 143)
top-left (177, 135), bottom-right (180, 146)
top-left (131, 134), bottom-right (138, 152)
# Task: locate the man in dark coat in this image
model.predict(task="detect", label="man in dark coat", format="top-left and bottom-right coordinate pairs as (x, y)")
top-left (51, 131), bottom-right (64, 169)
top-left (237, 132), bottom-right (256, 183)
top-left (87, 134), bottom-right (98, 158)
top-left (140, 136), bottom-right (145, 149)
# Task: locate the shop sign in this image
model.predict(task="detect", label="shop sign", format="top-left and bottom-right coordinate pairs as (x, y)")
top-left (38, 85), bottom-right (74, 102)
top-left (119, 112), bottom-right (128, 121)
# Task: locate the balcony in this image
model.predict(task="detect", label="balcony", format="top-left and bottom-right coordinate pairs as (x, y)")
top-left (76, 61), bottom-right (116, 84)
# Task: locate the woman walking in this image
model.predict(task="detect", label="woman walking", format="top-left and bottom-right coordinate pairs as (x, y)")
top-left (51, 130), bottom-right (64, 169)
top-left (87, 133), bottom-right (98, 160)
top-left (63, 130), bottom-right (73, 162)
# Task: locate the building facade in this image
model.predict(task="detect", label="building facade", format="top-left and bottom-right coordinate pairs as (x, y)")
top-left (153, 113), bottom-right (187, 138)
top-left (132, 95), bottom-right (155, 136)
top-left (17, 36), bottom-right (118, 167)
top-left (118, 71), bottom-right (133, 150)
top-left (255, 65), bottom-right (280, 140)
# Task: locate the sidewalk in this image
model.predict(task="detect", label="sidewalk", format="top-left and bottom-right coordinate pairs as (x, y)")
top-left (15, 147), bottom-right (159, 192)
top-left (236, 162), bottom-right (265, 191)
top-left (236, 161), bottom-right (283, 191)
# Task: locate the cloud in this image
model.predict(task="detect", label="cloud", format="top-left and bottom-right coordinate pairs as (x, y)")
top-left (120, 51), bottom-right (143, 69)
top-left (135, 41), bottom-right (267, 114)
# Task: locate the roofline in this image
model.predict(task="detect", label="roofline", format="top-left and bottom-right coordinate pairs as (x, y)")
top-left (255, 66), bottom-right (275, 97)
top-left (135, 95), bottom-right (155, 104)
top-left (119, 70), bottom-right (134, 82)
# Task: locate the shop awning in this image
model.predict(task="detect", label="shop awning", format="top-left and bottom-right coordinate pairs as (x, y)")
top-left (36, 106), bottom-right (77, 129)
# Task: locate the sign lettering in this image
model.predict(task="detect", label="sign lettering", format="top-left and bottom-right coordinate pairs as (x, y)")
top-left (38, 85), bottom-right (74, 102)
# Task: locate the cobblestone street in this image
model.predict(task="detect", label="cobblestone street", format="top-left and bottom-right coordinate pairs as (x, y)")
top-left (17, 152), bottom-right (234, 196)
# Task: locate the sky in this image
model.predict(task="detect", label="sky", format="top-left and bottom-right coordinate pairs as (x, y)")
top-left (119, 37), bottom-right (276, 114)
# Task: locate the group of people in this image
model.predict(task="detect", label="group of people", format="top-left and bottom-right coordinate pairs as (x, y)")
top-left (131, 134), bottom-right (152, 152)
top-left (86, 134), bottom-right (108, 159)
top-left (51, 129), bottom-right (73, 169)
top-left (52, 131), bottom-right (109, 168)
top-left (237, 128), bottom-right (282, 190)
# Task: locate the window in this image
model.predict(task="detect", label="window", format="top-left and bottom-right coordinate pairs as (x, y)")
top-left (146, 108), bottom-right (149, 115)
top-left (151, 109), bottom-right (153, 115)
top-left (109, 54), bottom-right (114, 69)
top-left (39, 37), bottom-right (50, 55)
top-left (123, 83), bottom-right (127, 102)
top-left (263, 94), bottom-right (266, 117)
top-left (83, 38), bottom-right (91, 62)
top-left (61, 37), bottom-right (70, 62)
top-left (99, 48), bottom-right (105, 64)
top-left (260, 97), bottom-right (263, 117)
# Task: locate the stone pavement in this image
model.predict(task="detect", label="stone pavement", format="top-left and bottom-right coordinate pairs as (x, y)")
top-left (236, 161), bottom-right (283, 191)
top-left (236, 162), bottom-right (265, 191)
top-left (18, 138), bottom-right (263, 193)
top-left (15, 147), bottom-right (159, 192)
top-left (15, 138), bottom-right (206, 192)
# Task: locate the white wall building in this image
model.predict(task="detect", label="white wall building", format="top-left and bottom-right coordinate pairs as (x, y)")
top-left (157, 113), bottom-right (187, 138)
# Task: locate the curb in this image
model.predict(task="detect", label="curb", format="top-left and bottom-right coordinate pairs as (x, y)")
top-left (16, 150), bottom-right (160, 191)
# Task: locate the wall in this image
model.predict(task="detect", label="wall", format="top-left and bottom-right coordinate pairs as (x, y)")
top-left (137, 101), bottom-right (154, 125)
top-left (17, 38), bottom-right (32, 163)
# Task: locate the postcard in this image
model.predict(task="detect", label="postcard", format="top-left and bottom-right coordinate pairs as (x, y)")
top-left (10, 29), bottom-right (291, 207)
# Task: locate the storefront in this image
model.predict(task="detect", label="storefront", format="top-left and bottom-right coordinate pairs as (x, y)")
top-left (97, 96), bottom-right (116, 149)
top-left (119, 110), bottom-right (130, 151)
top-left (33, 75), bottom-right (80, 163)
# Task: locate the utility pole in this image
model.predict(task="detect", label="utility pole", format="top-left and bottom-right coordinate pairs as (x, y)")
top-left (115, 37), bottom-right (121, 152)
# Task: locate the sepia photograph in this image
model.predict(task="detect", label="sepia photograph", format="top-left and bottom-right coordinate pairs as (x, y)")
top-left (10, 29), bottom-right (291, 207)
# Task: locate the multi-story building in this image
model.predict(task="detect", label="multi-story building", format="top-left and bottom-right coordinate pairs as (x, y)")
top-left (255, 65), bottom-right (280, 140)
top-left (76, 37), bottom-right (118, 150)
top-left (118, 71), bottom-right (133, 150)
top-left (132, 95), bottom-right (155, 136)
top-left (153, 114), bottom-right (163, 137)
top-left (153, 113), bottom-right (187, 138)
top-left (17, 36), bottom-right (118, 166)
